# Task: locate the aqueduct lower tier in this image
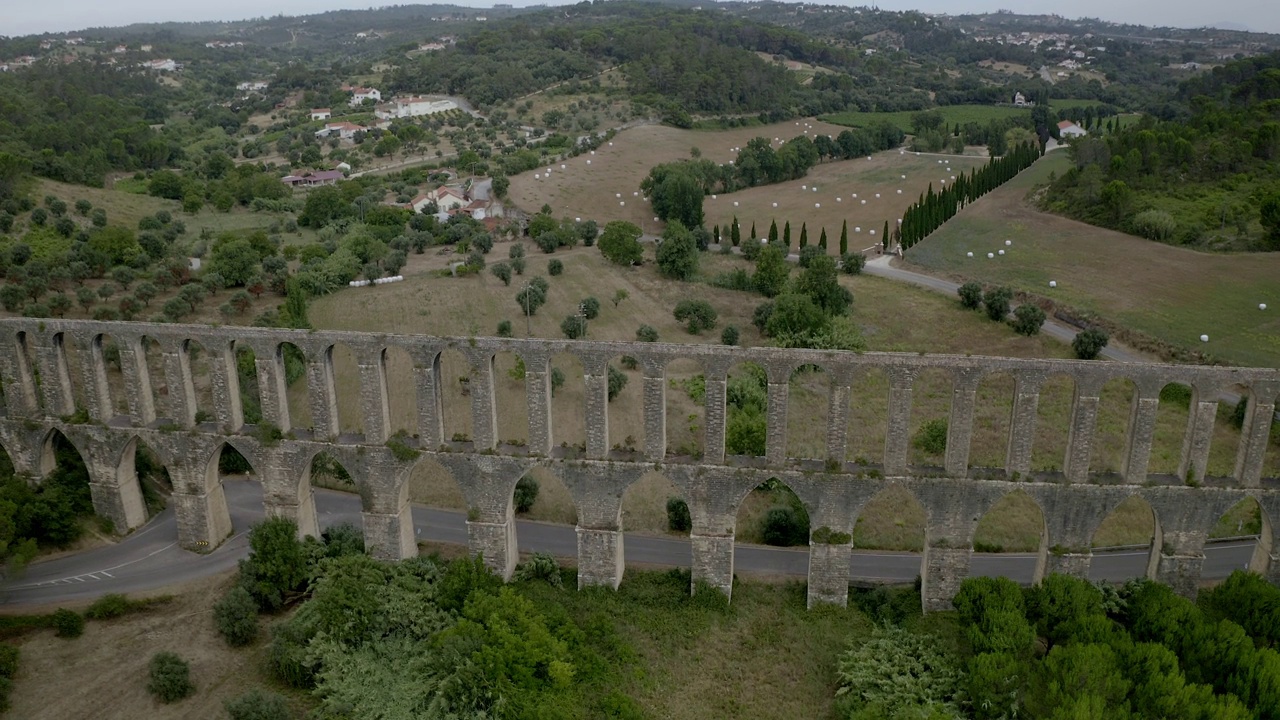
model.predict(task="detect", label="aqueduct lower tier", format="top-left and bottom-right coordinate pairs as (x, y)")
top-left (0, 318), bottom-right (1276, 610)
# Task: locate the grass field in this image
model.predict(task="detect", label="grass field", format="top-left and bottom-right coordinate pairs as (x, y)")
top-left (902, 152), bottom-right (1280, 368)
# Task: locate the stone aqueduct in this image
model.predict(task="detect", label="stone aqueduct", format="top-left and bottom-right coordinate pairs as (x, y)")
top-left (0, 318), bottom-right (1277, 611)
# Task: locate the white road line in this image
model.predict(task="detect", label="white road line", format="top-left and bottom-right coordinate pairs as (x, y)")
top-left (101, 571), bottom-right (113, 578)
top-left (12, 542), bottom-right (178, 590)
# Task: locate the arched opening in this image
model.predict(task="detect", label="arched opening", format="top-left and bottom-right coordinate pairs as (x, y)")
top-left (1090, 495), bottom-right (1158, 583)
top-left (383, 345), bottom-right (418, 439)
top-left (309, 450), bottom-right (356, 495)
top-left (971, 372), bottom-right (1015, 470)
top-left (725, 361), bottom-right (768, 461)
top-left (734, 477), bottom-right (810, 547)
top-left (664, 358), bottom-right (704, 460)
top-left (140, 335), bottom-right (168, 425)
top-left (438, 348), bottom-right (474, 444)
top-left (13, 331), bottom-right (40, 412)
top-left (212, 442), bottom-right (264, 534)
top-left (605, 353), bottom-right (643, 456)
top-left (91, 333), bottom-right (130, 421)
top-left (786, 362), bottom-right (830, 462)
top-left (328, 342), bottom-right (363, 437)
top-left (405, 456), bottom-right (470, 555)
top-left (493, 350), bottom-right (529, 448)
top-left (851, 484), bottom-right (926, 552)
top-left (1090, 378), bottom-right (1136, 477)
top-left (1208, 496), bottom-right (1264, 548)
top-left (908, 368), bottom-right (953, 469)
top-left (278, 341), bottom-right (312, 432)
top-left (515, 466), bottom-right (577, 526)
top-left (27, 430), bottom-right (96, 547)
top-left (110, 435), bottom-right (172, 526)
top-left (621, 470), bottom-right (686, 537)
top-left (973, 490), bottom-right (1047, 557)
top-left (1150, 382), bottom-right (1195, 477)
top-left (183, 339), bottom-right (216, 426)
top-left (50, 332), bottom-right (85, 416)
top-left (845, 367), bottom-right (889, 467)
top-left (548, 352), bottom-right (586, 453)
top-left (235, 343), bottom-right (263, 425)
top-left (1032, 375), bottom-right (1075, 475)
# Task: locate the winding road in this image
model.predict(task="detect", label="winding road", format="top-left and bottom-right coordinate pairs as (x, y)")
top-left (0, 480), bottom-right (1257, 608)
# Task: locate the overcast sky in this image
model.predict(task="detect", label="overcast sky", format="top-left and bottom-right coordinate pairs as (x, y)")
top-left (3, 0), bottom-right (1277, 38)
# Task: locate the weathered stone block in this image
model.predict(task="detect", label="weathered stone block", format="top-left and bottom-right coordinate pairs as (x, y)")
top-left (807, 542), bottom-right (851, 608)
top-left (576, 527), bottom-right (623, 590)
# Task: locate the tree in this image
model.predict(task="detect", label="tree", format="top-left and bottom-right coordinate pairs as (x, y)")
top-left (983, 286), bottom-right (1013, 322)
top-left (580, 296), bottom-right (600, 319)
top-left (207, 238), bottom-right (262, 287)
top-left (238, 517), bottom-right (309, 612)
top-left (214, 586), bottom-right (259, 647)
top-left (958, 281), bottom-right (983, 309)
top-left (75, 287), bottom-right (96, 312)
top-left (548, 259), bottom-right (563, 276)
top-left (88, 226), bottom-right (142, 266)
top-left (753, 244), bottom-right (790, 298)
top-left (514, 475), bottom-right (539, 513)
top-left (666, 497), bottom-right (691, 532)
top-left (768, 219), bottom-right (779, 244)
top-left (1261, 191), bottom-right (1280, 249)
top-left (636, 324), bottom-right (658, 342)
top-left (225, 689), bottom-right (290, 720)
top-left (134, 282), bottom-right (157, 307)
top-left (646, 166), bottom-right (704, 228)
top-left (783, 221), bottom-right (792, 248)
top-left (731, 217), bottom-right (741, 247)
top-left (818, 227), bottom-right (828, 250)
top-left (1073, 328), bottom-right (1109, 360)
top-left (1011, 304), bottom-right (1046, 336)
top-left (491, 262), bottom-right (512, 286)
top-left (607, 365), bottom-right (628, 401)
top-left (721, 325), bottom-right (739, 346)
top-left (834, 625), bottom-right (961, 718)
top-left (560, 314), bottom-right (587, 339)
top-left (147, 652), bottom-right (195, 703)
top-left (598, 221), bottom-right (644, 266)
top-left (799, 222), bottom-right (808, 249)
top-left (656, 220), bottom-right (699, 280)
top-left (840, 220), bottom-right (849, 255)
top-left (47, 293), bottom-right (71, 317)
top-left (795, 255), bottom-right (852, 316)
top-left (673, 299), bottom-right (717, 334)
top-left (612, 289), bottom-right (628, 308)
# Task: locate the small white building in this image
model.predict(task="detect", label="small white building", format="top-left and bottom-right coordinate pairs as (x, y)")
top-left (310, 108), bottom-right (332, 121)
top-left (1057, 120), bottom-right (1087, 138)
top-left (315, 122), bottom-right (366, 141)
top-left (141, 58), bottom-right (178, 72)
top-left (347, 86), bottom-right (381, 107)
top-left (374, 96), bottom-right (457, 120)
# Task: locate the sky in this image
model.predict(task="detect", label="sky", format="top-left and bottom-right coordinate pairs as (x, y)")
top-left (2, 0), bottom-right (1278, 38)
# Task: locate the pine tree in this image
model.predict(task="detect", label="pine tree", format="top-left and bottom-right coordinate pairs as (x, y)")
top-left (768, 219), bottom-right (779, 244)
top-left (731, 217), bottom-right (741, 247)
top-left (839, 220), bottom-right (848, 255)
top-left (783, 221), bottom-right (792, 248)
top-left (818, 227), bottom-right (828, 250)
top-left (799, 222), bottom-right (808, 249)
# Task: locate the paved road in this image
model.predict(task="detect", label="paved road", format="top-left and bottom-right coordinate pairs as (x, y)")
top-left (1, 481), bottom-right (1256, 608)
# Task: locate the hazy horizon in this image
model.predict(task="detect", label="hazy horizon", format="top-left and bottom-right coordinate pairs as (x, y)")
top-left (2, 0), bottom-right (1277, 38)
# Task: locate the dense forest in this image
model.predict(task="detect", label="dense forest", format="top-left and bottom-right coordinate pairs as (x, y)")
top-left (1043, 51), bottom-right (1280, 251)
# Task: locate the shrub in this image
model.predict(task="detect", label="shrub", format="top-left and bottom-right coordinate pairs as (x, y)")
top-left (84, 593), bottom-right (132, 620)
top-left (607, 364), bottom-right (628, 401)
top-left (147, 652), bottom-right (195, 703)
top-left (1131, 209), bottom-right (1177, 241)
top-left (761, 506), bottom-right (810, 547)
top-left (514, 475), bottom-right (539, 513)
top-left (1072, 328), bottom-right (1109, 360)
top-left (913, 418), bottom-right (948, 456)
top-left (958, 281), bottom-right (983, 309)
top-left (548, 259), bottom-right (564, 276)
top-left (214, 586), bottom-right (259, 647)
top-left (983, 286), bottom-right (1013, 321)
top-left (834, 626), bottom-right (961, 717)
top-left (840, 252), bottom-right (865, 275)
top-left (636, 324), bottom-right (658, 342)
top-left (496, 320), bottom-right (513, 337)
top-left (1011, 304), bottom-right (1046, 336)
top-left (513, 552), bottom-right (562, 587)
top-left (224, 689), bottom-right (290, 720)
top-left (673, 299), bottom-right (717, 334)
top-left (237, 517), bottom-right (308, 612)
top-left (0, 645), bottom-right (18, 679)
top-left (721, 325), bottom-right (739, 346)
top-left (797, 244), bottom-right (823, 268)
top-left (53, 608), bottom-right (84, 638)
top-left (580, 296), bottom-right (600, 319)
top-left (560, 314), bottom-right (587, 339)
top-left (666, 497), bottom-right (691, 533)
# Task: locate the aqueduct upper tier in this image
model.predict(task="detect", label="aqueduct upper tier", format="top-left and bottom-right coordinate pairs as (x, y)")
top-left (0, 318), bottom-right (1275, 610)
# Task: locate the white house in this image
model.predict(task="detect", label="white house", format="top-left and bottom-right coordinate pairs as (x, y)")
top-left (409, 186), bottom-right (469, 214)
top-left (315, 122), bottom-right (366, 141)
top-left (346, 86), bottom-right (381, 107)
top-left (237, 80), bottom-right (269, 92)
top-left (141, 58), bottom-right (178, 72)
top-left (1013, 91), bottom-right (1030, 107)
top-left (374, 96), bottom-right (458, 120)
top-left (310, 108), bottom-right (332, 121)
top-left (1057, 120), bottom-right (1087, 138)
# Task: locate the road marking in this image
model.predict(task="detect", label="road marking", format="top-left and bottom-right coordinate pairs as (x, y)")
top-left (12, 542), bottom-right (178, 590)
top-left (101, 571), bottom-right (113, 578)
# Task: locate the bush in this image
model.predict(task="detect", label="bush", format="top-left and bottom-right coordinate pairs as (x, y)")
top-left (514, 475), bottom-right (539, 513)
top-left (958, 281), bottom-right (983, 309)
top-left (84, 593), bottom-right (131, 620)
top-left (840, 252), bottom-right (865, 275)
top-left (548, 259), bottom-right (564, 276)
top-left (214, 586), bottom-right (259, 647)
top-left (913, 418), bottom-right (948, 456)
top-left (225, 689), bottom-right (290, 720)
top-left (52, 608), bottom-right (84, 638)
top-left (1131, 209), bottom-right (1177, 241)
top-left (0, 645), bottom-right (18, 679)
top-left (761, 506), bottom-right (810, 547)
top-left (607, 364), bottom-right (628, 401)
top-left (636, 324), bottom-right (658, 342)
top-left (983, 286), bottom-right (1013, 321)
top-left (496, 319), bottom-right (513, 337)
top-left (666, 497), bottom-right (691, 533)
top-left (513, 552), bottom-right (562, 587)
top-left (147, 652), bottom-right (195, 703)
top-left (560, 314), bottom-right (587, 339)
top-left (1011, 304), bottom-right (1046, 336)
top-left (797, 244), bottom-right (823, 268)
top-left (673, 299), bottom-right (718, 334)
top-left (580, 296), bottom-right (600, 319)
top-left (1072, 328), bottom-right (1109, 360)
top-left (721, 325), bottom-right (739, 346)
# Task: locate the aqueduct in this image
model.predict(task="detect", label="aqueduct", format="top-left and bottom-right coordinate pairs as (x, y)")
top-left (0, 318), bottom-right (1276, 611)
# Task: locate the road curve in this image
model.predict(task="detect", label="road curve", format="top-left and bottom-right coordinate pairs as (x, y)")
top-left (1, 481), bottom-right (1257, 608)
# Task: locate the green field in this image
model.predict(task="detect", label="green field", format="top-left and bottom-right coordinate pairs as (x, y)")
top-left (903, 152), bottom-right (1280, 368)
top-left (819, 101), bottom-right (1102, 133)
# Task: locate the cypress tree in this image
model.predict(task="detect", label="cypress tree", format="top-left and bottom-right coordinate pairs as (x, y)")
top-left (839, 220), bottom-right (848, 255)
top-left (713, 224), bottom-right (720, 245)
top-left (731, 217), bottom-right (741, 247)
top-left (799, 222), bottom-right (808, 249)
top-left (882, 221), bottom-right (890, 246)
top-left (750, 221), bottom-right (757, 241)
top-left (818, 227), bottom-right (828, 250)
top-left (768, 219), bottom-right (778, 244)
top-left (783, 221), bottom-right (792, 248)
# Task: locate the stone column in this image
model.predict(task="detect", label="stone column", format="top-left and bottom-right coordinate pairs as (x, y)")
top-left (808, 542), bottom-right (852, 608)
top-left (765, 371), bottom-right (789, 465)
top-left (253, 343), bottom-right (290, 433)
top-left (922, 543), bottom-right (973, 612)
top-left (561, 463), bottom-right (641, 591)
top-left (583, 360), bottom-right (610, 459)
top-left (162, 348), bottom-right (197, 427)
top-left (945, 372), bottom-right (981, 477)
top-left (362, 506), bottom-right (416, 561)
top-left (359, 457), bottom-right (416, 561)
top-left (32, 334), bottom-right (75, 417)
top-left (672, 469), bottom-right (751, 600)
top-left (1234, 385), bottom-right (1277, 487)
top-left (1178, 387), bottom-right (1218, 485)
top-left (918, 488), bottom-right (979, 613)
top-left (643, 362), bottom-right (667, 461)
top-left (0, 332), bottom-right (39, 416)
top-left (703, 372), bottom-right (728, 463)
top-left (357, 349), bottom-right (391, 444)
top-left (81, 335), bottom-right (114, 424)
top-left (1063, 382), bottom-right (1102, 483)
top-left (306, 354), bottom-right (340, 439)
top-left (1259, 495), bottom-right (1280, 586)
top-left (826, 380), bottom-right (852, 463)
top-left (259, 447), bottom-right (319, 539)
top-left (414, 351), bottom-right (445, 449)
top-left (1121, 386), bottom-right (1161, 484)
top-left (171, 462), bottom-right (233, 552)
top-left (884, 368), bottom-right (916, 476)
top-left (1005, 373), bottom-right (1043, 479)
top-left (464, 351), bottom-right (497, 451)
top-left (208, 340), bottom-right (243, 433)
top-left (118, 335), bottom-right (156, 426)
top-left (524, 354), bottom-right (553, 456)
top-left (436, 455), bottom-right (528, 581)
top-left (85, 437), bottom-right (148, 534)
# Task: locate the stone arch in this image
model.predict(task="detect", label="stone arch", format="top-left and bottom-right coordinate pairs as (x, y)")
top-left (851, 482), bottom-right (925, 552)
top-left (39, 426), bottom-right (90, 480)
top-left (139, 334), bottom-right (169, 425)
top-left (90, 332), bottom-right (129, 422)
top-left (234, 341), bottom-right (263, 426)
top-left (548, 351), bottom-right (586, 453)
top-left (663, 356), bottom-right (705, 460)
top-left (111, 434), bottom-right (170, 532)
top-left (1150, 381), bottom-right (1197, 477)
top-left (492, 348), bottom-right (530, 448)
top-left (785, 360), bottom-right (831, 462)
top-left (971, 371), bottom-right (1016, 470)
top-left (438, 347), bottom-right (476, 444)
top-left (1088, 376), bottom-right (1138, 477)
top-left (601, 352), bottom-right (643, 457)
top-left (621, 469), bottom-right (687, 536)
top-left (12, 330), bottom-right (40, 413)
top-left (202, 438), bottom-right (266, 535)
top-left (325, 341), bottom-right (363, 437)
top-left (47, 331), bottom-right (81, 416)
top-left (1031, 373), bottom-right (1075, 475)
top-left (724, 360), bottom-right (768, 460)
top-left (182, 338), bottom-right (217, 426)
top-left (845, 366), bottom-right (889, 467)
top-left (516, 466), bottom-right (578, 526)
top-left (907, 367), bottom-right (953, 469)
top-left (1089, 494), bottom-right (1160, 583)
top-left (734, 475), bottom-right (812, 548)
top-left (383, 344), bottom-right (419, 439)
top-left (277, 341), bottom-right (313, 433)
top-left (406, 453), bottom-right (468, 513)
top-left (973, 489), bottom-right (1048, 583)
